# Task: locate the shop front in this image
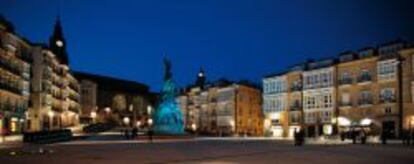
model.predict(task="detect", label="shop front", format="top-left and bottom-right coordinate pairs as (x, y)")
top-left (0, 114), bottom-right (25, 137)
top-left (288, 125), bottom-right (301, 138)
top-left (337, 117), bottom-right (374, 138)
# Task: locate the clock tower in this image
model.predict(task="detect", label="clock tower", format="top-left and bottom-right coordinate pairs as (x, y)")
top-left (49, 16), bottom-right (68, 65)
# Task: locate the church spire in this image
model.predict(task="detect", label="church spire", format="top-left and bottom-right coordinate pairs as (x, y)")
top-left (49, 15), bottom-right (68, 65)
top-left (195, 67), bottom-right (206, 89)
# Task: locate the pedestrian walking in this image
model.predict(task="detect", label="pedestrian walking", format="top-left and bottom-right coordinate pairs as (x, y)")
top-left (360, 131), bottom-right (366, 144)
top-left (299, 129), bottom-right (305, 146)
top-left (132, 127), bottom-right (138, 139)
top-left (381, 131), bottom-right (387, 145)
top-left (125, 128), bottom-right (130, 139)
top-left (402, 130), bottom-right (409, 145)
top-left (340, 132), bottom-right (345, 141)
top-left (148, 129), bottom-right (154, 143)
top-left (352, 131), bottom-right (357, 144)
top-left (293, 129), bottom-right (299, 146)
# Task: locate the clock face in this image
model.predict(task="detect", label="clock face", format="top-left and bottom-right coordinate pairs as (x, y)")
top-left (198, 72), bottom-right (204, 77)
top-left (56, 40), bottom-right (64, 47)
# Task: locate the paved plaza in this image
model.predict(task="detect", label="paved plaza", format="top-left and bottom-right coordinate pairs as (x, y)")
top-left (1, 136), bottom-right (414, 164)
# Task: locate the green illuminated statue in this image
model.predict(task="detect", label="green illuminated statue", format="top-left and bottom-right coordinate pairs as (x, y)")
top-left (151, 58), bottom-right (184, 134)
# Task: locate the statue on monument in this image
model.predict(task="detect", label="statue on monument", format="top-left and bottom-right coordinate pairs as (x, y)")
top-left (151, 58), bottom-right (184, 134)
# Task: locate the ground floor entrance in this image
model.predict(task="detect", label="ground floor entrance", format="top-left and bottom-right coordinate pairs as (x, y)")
top-left (382, 121), bottom-right (396, 139)
top-left (306, 124), bottom-right (333, 137)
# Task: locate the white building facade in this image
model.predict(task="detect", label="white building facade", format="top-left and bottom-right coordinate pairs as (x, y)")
top-left (302, 62), bottom-right (336, 137)
top-left (262, 75), bottom-right (288, 137)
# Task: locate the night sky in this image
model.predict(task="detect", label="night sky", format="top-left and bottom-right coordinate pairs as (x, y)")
top-left (1, 0), bottom-right (414, 91)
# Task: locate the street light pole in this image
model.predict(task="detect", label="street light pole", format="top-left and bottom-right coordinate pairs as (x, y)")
top-left (397, 56), bottom-right (404, 139)
top-left (410, 117), bottom-right (414, 145)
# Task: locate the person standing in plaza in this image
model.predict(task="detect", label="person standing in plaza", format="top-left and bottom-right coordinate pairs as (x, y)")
top-left (132, 127), bottom-right (138, 139)
top-left (148, 128), bottom-right (153, 143)
top-left (410, 130), bottom-right (414, 146)
top-left (293, 129), bottom-right (299, 146)
top-left (381, 131), bottom-right (387, 145)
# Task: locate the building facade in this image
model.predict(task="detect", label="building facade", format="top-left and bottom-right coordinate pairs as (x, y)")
top-left (179, 70), bottom-right (263, 136)
top-left (74, 71), bottom-right (154, 127)
top-left (28, 18), bottom-right (81, 132)
top-left (0, 20), bottom-right (31, 136)
top-left (286, 65), bottom-right (305, 138)
top-left (263, 41), bottom-right (414, 138)
top-left (263, 74), bottom-right (288, 137)
top-left (302, 60), bottom-right (336, 137)
top-left (1, 16), bottom-right (81, 135)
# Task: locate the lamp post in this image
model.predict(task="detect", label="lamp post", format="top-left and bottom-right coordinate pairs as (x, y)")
top-left (147, 118), bottom-right (153, 127)
top-left (410, 116), bottom-right (414, 145)
top-left (0, 114), bottom-right (4, 143)
top-left (147, 105), bottom-right (152, 115)
top-left (147, 118), bottom-right (153, 142)
top-left (331, 117), bottom-right (338, 136)
top-left (48, 111), bottom-right (54, 130)
top-left (191, 123), bottom-right (197, 136)
top-left (136, 121), bottom-right (141, 128)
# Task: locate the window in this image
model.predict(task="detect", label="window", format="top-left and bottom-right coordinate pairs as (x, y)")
top-left (360, 91), bottom-right (371, 99)
top-left (341, 93), bottom-right (350, 104)
top-left (359, 91), bottom-right (372, 105)
top-left (360, 70), bottom-right (371, 80)
top-left (385, 107), bottom-right (392, 114)
top-left (290, 113), bottom-right (300, 123)
top-left (378, 59), bottom-right (397, 81)
top-left (341, 72), bottom-right (349, 79)
top-left (380, 88), bottom-right (395, 101)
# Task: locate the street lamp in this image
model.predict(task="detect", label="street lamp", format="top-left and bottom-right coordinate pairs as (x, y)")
top-left (90, 111), bottom-right (97, 123)
top-left (104, 107), bottom-right (111, 113)
top-left (136, 121), bottom-right (141, 128)
top-left (147, 118), bottom-right (153, 126)
top-left (123, 117), bottom-right (130, 126)
top-left (410, 117), bottom-right (414, 127)
top-left (191, 123), bottom-right (197, 132)
top-left (48, 111), bottom-right (54, 130)
top-left (48, 111), bottom-right (54, 118)
top-left (410, 116), bottom-right (414, 133)
top-left (147, 105), bottom-right (152, 115)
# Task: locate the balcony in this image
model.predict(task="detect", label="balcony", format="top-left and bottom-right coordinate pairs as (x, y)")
top-left (338, 78), bottom-right (353, 86)
top-left (290, 85), bottom-right (302, 92)
top-left (68, 105), bottom-right (80, 113)
top-left (0, 81), bottom-right (21, 95)
top-left (0, 59), bottom-right (22, 76)
top-left (290, 104), bottom-right (302, 111)
top-left (357, 75), bottom-right (372, 84)
top-left (19, 50), bottom-right (32, 63)
top-left (51, 105), bottom-right (63, 112)
top-left (358, 98), bottom-right (373, 106)
top-left (68, 93), bottom-right (80, 102)
top-left (379, 96), bottom-right (396, 104)
top-left (339, 101), bottom-right (352, 108)
top-left (68, 82), bottom-right (79, 91)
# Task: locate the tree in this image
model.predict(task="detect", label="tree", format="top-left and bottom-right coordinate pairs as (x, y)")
top-left (112, 94), bottom-right (127, 112)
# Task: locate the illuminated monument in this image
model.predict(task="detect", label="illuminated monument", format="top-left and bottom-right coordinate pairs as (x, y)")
top-left (152, 58), bottom-right (184, 134)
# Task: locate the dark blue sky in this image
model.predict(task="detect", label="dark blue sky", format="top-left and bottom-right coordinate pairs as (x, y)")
top-left (1, 0), bottom-right (414, 91)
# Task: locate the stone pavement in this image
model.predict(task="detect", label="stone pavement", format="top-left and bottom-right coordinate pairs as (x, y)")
top-left (0, 138), bottom-right (413, 164)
